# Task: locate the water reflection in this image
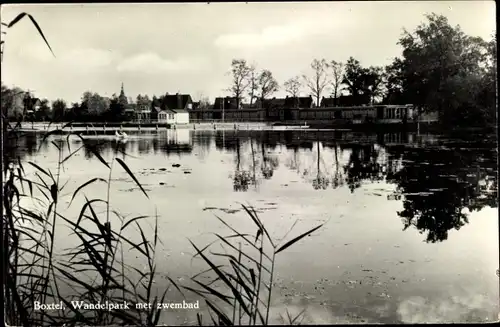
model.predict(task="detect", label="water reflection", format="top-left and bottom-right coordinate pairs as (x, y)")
top-left (385, 144), bottom-right (498, 242)
top-left (8, 129), bottom-right (498, 243)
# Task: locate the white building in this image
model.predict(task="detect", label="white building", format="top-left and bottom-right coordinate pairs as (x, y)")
top-left (158, 109), bottom-right (190, 124)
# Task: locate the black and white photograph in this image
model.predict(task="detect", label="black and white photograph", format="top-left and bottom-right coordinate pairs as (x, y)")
top-left (1, 1), bottom-right (498, 325)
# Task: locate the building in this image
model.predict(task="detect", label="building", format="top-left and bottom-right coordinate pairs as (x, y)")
top-left (256, 97), bottom-right (288, 120)
top-left (162, 93), bottom-right (194, 111)
top-left (124, 104), bottom-right (137, 120)
top-left (213, 97), bottom-right (240, 110)
top-left (319, 95), bottom-right (371, 107)
top-left (118, 83), bottom-right (128, 107)
top-left (320, 97), bottom-right (337, 108)
top-left (158, 109), bottom-right (190, 124)
top-left (157, 93), bottom-right (192, 124)
top-left (284, 96), bottom-right (314, 109)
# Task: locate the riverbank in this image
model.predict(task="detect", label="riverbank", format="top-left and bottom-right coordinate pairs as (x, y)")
top-left (17, 121), bottom-right (494, 134)
top-left (19, 121), bottom-right (273, 132)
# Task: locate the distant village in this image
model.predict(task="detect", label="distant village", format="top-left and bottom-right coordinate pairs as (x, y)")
top-left (10, 81), bottom-right (437, 127)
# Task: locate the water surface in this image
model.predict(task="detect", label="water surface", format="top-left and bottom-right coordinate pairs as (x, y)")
top-left (11, 129), bottom-right (499, 324)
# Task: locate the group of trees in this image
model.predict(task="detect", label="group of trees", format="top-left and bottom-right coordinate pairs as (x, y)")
top-left (0, 84), bottom-right (168, 122)
top-left (226, 53), bottom-right (392, 108)
top-left (2, 14), bottom-right (496, 128)
top-left (226, 14), bottom-right (496, 127)
top-left (226, 59), bottom-right (280, 109)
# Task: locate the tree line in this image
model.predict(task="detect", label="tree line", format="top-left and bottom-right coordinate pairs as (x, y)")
top-left (1, 14), bottom-right (496, 128)
top-left (225, 14), bottom-right (496, 127)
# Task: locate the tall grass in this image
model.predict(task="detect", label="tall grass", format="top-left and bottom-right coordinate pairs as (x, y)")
top-left (3, 130), bottom-right (170, 326)
top-left (179, 205), bottom-right (325, 326)
top-left (2, 12), bottom-right (326, 326)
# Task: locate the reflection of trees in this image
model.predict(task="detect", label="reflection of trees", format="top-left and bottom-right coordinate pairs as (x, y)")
top-left (331, 142), bottom-right (345, 189)
top-left (137, 139), bottom-right (151, 155)
top-left (233, 137), bottom-right (253, 192)
top-left (299, 141), bottom-right (330, 190)
top-left (260, 143), bottom-right (279, 180)
top-left (385, 145), bottom-right (498, 243)
top-left (285, 146), bottom-right (301, 173)
top-left (342, 143), bottom-right (384, 193)
top-left (192, 130), bottom-right (212, 159)
top-left (311, 142), bottom-right (330, 190)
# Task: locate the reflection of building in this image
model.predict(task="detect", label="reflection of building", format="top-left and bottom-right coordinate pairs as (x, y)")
top-left (167, 129), bottom-right (190, 144)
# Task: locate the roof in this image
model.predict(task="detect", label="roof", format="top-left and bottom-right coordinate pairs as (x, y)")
top-left (256, 97), bottom-right (287, 109)
top-left (163, 94), bottom-right (193, 110)
top-left (336, 94), bottom-right (370, 106)
top-left (163, 108), bottom-right (189, 114)
top-left (320, 97), bottom-right (336, 107)
top-left (284, 96), bottom-right (313, 108)
top-left (213, 97), bottom-right (239, 110)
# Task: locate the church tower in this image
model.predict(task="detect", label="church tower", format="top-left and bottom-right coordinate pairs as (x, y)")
top-left (118, 82), bottom-right (128, 106)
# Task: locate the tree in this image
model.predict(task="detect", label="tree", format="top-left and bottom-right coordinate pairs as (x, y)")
top-left (2, 85), bottom-right (25, 120)
top-left (329, 60), bottom-right (344, 105)
top-left (397, 13), bottom-right (491, 126)
top-left (51, 99), bottom-right (67, 122)
top-left (342, 57), bottom-right (384, 105)
top-left (283, 76), bottom-right (301, 98)
top-left (303, 59), bottom-right (330, 107)
top-left (257, 69), bottom-right (279, 103)
top-left (136, 94), bottom-right (151, 107)
top-left (81, 91), bottom-right (109, 118)
top-left (342, 57), bottom-right (366, 98)
top-left (199, 96), bottom-right (211, 109)
top-left (1, 84), bottom-right (14, 119)
top-left (363, 66), bottom-right (385, 104)
top-left (109, 94), bottom-right (125, 122)
top-left (383, 57), bottom-right (405, 104)
top-left (65, 102), bottom-right (80, 121)
top-left (227, 59), bottom-right (251, 109)
top-left (35, 99), bottom-right (50, 121)
top-left (247, 65), bottom-right (259, 107)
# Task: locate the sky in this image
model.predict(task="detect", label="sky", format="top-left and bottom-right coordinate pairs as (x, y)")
top-left (1, 1), bottom-right (496, 104)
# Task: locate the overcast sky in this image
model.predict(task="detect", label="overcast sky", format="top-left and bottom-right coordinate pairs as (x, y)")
top-left (1, 1), bottom-right (496, 104)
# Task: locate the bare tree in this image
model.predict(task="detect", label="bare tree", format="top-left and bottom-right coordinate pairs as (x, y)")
top-left (226, 59), bottom-right (251, 109)
top-left (330, 60), bottom-right (344, 105)
top-left (247, 64), bottom-right (259, 107)
top-left (195, 92), bottom-right (211, 109)
top-left (283, 76), bottom-right (301, 97)
top-left (257, 69), bottom-right (279, 103)
top-left (303, 59), bottom-right (330, 107)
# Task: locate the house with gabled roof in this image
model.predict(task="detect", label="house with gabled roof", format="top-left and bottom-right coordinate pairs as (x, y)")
top-left (157, 93), bottom-right (192, 124)
top-left (213, 97), bottom-right (240, 110)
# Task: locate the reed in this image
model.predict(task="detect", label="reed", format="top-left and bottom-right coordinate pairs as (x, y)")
top-left (2, 12), bottom-right (326, 326)
top-left (178, 204), bottom-right (325, 326)
top-left (2, 126), bottom-right (171, 326)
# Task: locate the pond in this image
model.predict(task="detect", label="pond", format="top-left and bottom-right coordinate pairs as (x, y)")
top-left (7, 128), bottom-right (499, 324)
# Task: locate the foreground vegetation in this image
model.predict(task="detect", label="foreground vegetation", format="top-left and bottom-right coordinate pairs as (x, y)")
top-left (2, 11), bottom-right (326, 326)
